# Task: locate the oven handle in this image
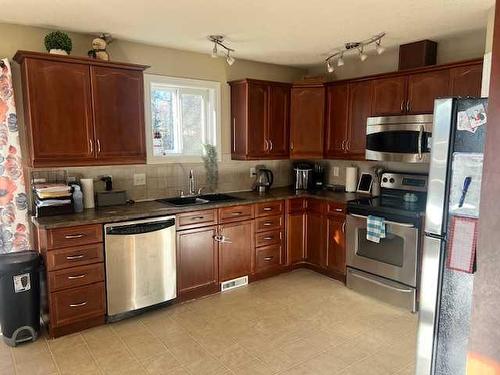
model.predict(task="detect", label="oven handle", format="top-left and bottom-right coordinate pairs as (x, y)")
top-left (349, 270), bottom-right (414, 293)
top-left (349, 213), bottom-right (415, 228)
top-left (417, 125), bottom-right (424, 160)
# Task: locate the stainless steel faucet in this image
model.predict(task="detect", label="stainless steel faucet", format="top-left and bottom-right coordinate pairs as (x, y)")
top-left (188, 169), bottom-right (196, 196)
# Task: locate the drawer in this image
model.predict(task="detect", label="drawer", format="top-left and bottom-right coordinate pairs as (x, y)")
top-left (48, 263), bottom-right (105, 292)
top-left (327, 202), bottom-right (346, 216)
top-left (288, 198), bottom-right (306, 213)
top-left (256, 245), bottom-right (282, 272)
top-left (45, 243), bottom-right (104, 271)
top-left (255, 230), bottom-right (283, 248)
top-left (218, 205), bottom-right (254, 223)
top-left (255, 200), bottom-right (284, 217)
top-left (176, 209), bottom-right (217, 230)
top-left (306, 198), bottom-right (325, 214)
top-left (47, 224), bottom-right (103, 249)
top-left (50, 282), bottom-right (106, 328)
top-left (255, 215), bottom-right (283, 232)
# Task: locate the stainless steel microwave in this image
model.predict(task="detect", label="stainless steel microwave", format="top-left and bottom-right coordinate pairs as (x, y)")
top-left (365, 114), bottom-right (433, 163)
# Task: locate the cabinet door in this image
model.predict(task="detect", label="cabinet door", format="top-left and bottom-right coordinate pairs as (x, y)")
top-left (177, 226), bottom-right (219, 296)
top-left (247, 83), bottom-right (269, 157)
top-left (91, 66), bottom-right (146, 163)
top-left (326, 215), bottom-right (346, 275)
top-left (267, 85), bottom-right (290, 157)
top-left (325, 84), bottom-right (349, 158)
top-left (290, 86), bottom-right (325, 159)
top-left (24, 59), bottom-right (95, 166)
top-left (372, 76), bottom-right (407, 116)
top-left (219, 221), bottom-right (253, 282)
top-left (306, 211), bottom-right (326, 268)
top-left (287, 212), bottom-right (306, 264)
top-left (407, 70), bottom-right (450, 114)
top-left (347, 81), bottom-right (373, 157)
top-left (449, 64), bottom-right (483, 97)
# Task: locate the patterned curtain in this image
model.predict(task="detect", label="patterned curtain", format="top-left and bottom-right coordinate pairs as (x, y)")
top-left (0, 58), bottom-right (30, 253)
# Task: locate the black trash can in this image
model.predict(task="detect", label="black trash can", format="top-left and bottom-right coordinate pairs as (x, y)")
top-left (0, 251), bottom-right (40, 347)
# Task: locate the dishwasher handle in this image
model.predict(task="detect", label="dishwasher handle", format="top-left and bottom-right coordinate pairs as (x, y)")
top-left (106, 218), bottom-right (175, 235)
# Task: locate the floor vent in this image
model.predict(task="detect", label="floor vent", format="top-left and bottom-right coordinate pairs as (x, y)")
top-left (221, 276), bottom-right (248, 292)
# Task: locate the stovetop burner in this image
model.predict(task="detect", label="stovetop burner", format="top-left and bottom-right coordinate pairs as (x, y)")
top-left (348, 194), bottom-right (426, 219)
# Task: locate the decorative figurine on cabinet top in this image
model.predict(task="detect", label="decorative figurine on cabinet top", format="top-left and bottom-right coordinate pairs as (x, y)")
top-left (88, 33), bottom-right (111, 61)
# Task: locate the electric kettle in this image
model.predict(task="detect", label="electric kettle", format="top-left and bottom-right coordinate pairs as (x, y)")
top-left (253, 168), bottom-right (274, 193)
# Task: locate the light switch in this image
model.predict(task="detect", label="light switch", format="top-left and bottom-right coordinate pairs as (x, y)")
top-left (333, 167), bottom-right (340, 177)
top-left (250, 167), bottom-right (256, 177)
top-left (134, 173), bottom-right (146, 186)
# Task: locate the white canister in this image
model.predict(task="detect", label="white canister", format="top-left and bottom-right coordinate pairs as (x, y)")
top-left (345, 167), bottom-right (358, 192)
top-left (80, 178), bottom-right (95, 209)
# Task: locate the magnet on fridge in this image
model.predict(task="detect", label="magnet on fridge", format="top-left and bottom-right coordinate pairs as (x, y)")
top-left (446, 215), bottom-right (478, 274)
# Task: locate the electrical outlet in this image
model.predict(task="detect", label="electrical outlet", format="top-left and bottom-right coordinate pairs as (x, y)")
top-left (134, 173), bottom-right (146, 186)
top-left (250, 167), bottom-right (256, 177)
top-left (333, 167), bottom-right (340, 177)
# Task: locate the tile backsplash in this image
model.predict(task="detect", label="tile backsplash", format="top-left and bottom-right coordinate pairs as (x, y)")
top-left (31, 159), bottom-right (293, 201)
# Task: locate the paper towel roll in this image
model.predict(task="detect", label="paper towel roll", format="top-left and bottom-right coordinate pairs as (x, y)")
top-left (345, 167), bottom-right (358, 192)
top-left (81, 179), bottom-right (95, 209)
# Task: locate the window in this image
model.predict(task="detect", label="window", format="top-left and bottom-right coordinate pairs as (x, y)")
top-left (144, 75), bottom-right (221, 163)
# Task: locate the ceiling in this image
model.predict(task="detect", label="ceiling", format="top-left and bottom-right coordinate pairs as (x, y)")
top-left (0, 0), bottom-right (494, 67)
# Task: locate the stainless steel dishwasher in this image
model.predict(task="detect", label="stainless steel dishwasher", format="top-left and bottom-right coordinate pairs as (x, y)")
top-left (104, 216), bottom-right (176, 320)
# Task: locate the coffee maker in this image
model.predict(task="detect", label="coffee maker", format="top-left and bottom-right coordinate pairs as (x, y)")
top-left (293, 163), bottom-right (313, 191)
top-left (253, 168), bottom-right (274, 193)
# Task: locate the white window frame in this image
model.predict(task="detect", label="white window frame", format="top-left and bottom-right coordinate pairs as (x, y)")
top-left (144, 74), bottom-right (222, 163)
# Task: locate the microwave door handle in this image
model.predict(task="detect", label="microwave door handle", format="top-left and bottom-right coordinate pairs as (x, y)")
top-left (418, 125), bottom-right (424, 160)
top-left (349, 213), bottom-right (415, 228)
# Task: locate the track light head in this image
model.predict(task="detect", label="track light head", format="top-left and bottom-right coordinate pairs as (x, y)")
top-left (226, 53), bottom-right (235, 66)
top-left (337, 55), bottom-right (344, 67)
top-left (326, 59), bottom-right (335, 73)
top-left (376, 41), bottom-right (385, 55)
top-left (359, 48), bottom-right (368, 62)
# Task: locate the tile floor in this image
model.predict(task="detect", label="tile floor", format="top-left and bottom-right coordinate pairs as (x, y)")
top-left (1, 269), bottom-right (417, 375)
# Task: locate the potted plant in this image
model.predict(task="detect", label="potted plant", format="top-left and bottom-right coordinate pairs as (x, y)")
top-left (44, 31), bottom-right (72, 55)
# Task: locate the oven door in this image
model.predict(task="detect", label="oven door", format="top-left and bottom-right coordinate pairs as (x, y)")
top-left (365, 117), bottom-right (432, 163)
top-left (346, 213), bottom-right (418, 287)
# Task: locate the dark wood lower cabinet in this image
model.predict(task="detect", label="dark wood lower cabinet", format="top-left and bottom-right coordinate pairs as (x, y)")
top-left (287, 199), bottom-right (307, 265)
top-left (326, 215), bottom-right (347, 276)
top-left (306, 209), bottom-right (327, 268)
top-left (219, 221), bottom-right (254, 282)
top-left (177, 226), bottom-right (219, 299)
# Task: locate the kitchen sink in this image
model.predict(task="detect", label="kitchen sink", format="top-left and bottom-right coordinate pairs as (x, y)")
top-left (157, 193), bottom-right (242, 206)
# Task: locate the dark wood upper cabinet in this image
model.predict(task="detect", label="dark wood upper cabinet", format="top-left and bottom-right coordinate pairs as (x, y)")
top-left (14, 51), bottom-right (148, 167)
top-left (268, 85), bottom-right (290, 157)
top-left (325, 83), bottom-right (349, 158)
top-left (407, 69), bottom-right (450, 114)
top-left (229, 79), bottom-right (290, 160)
top-left (91, 67), bottom-right (146, 163)
top-left (20, 59), bottom-right (95, 167)
top-left (347, 80), bottom-right (373, 156)
top-left (290, 84), bottom-right (325, 159)
top-left (372, 76), bottom-right (407, 116)
top-left (449, 63), bottom-right (483, 97)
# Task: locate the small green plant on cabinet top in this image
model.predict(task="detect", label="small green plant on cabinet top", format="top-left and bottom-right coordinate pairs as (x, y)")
top-left (44, 31), bottom-right (73, 54)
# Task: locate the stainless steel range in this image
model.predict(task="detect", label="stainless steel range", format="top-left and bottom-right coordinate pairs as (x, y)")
top-left (346, 172), bottom-right (428, 311)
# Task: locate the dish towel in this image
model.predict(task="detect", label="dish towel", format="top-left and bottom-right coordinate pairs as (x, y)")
top-left (367, 215), bottom-right (386, 243)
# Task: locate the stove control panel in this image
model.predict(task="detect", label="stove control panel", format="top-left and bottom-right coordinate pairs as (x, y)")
top-left (380, 173), bottom-right (428, 192)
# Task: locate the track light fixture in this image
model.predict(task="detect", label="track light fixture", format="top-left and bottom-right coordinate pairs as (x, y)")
top-left (208, 35), bottom-right (236, 65)
top-left (325, 32), bottom-right (385, 73)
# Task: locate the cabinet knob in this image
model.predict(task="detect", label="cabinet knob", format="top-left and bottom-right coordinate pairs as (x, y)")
top-left (290, 142), bottom-right (294, 151)
top-left (97, 139), bottom-right (101, 153)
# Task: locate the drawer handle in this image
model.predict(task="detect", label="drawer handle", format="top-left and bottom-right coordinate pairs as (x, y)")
top-left (263, 222), bottom-right (273, 226)
top-left (334, 208), bottom-right (343, 212)
top-left (68, 274), bottom-right (87, 280)
top-left (191, 216), bottom-right (206, 221)
top-left (231, 212), bottom-right (243, 216)
top-left (263, 207), bottom-right (273, 211)
top-left (264, 256), bottom-right (274, 261)
top-left (65, 234), bottom-right (85, 239)
top-left (263, 236), bottom-right (274, 240)
top-left (69, 301), bottom-right (88, 308)
top-left (66, 254), bottom-right (85, 260)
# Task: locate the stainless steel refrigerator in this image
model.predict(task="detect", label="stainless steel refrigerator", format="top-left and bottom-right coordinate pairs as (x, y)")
top-left (416, 98), bottom-right (487, 375)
